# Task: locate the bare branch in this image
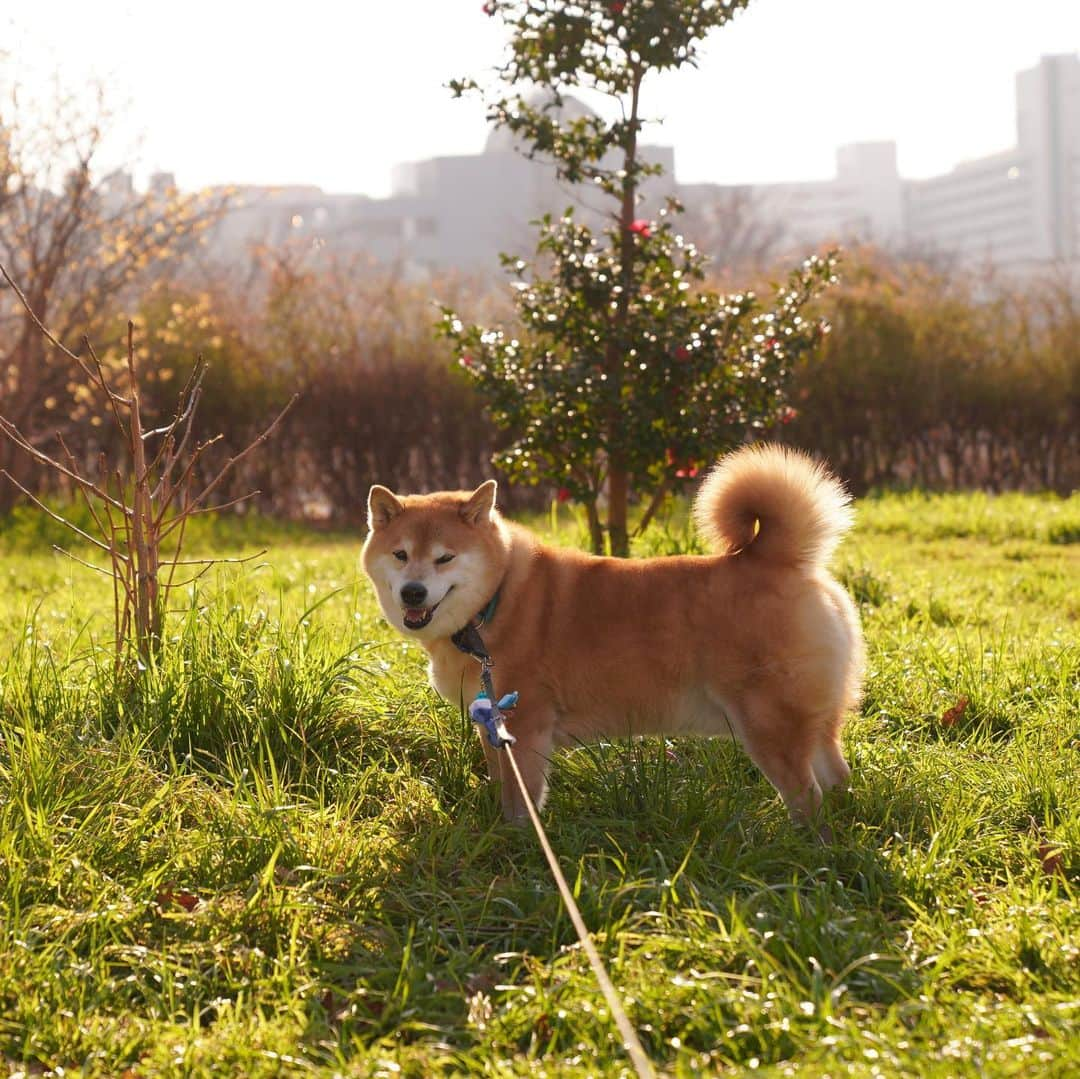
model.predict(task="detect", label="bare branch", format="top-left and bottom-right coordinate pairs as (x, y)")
top-left (143, 361), bottom-right (205, 440)
top-left (52, 544), bottom-right (117, 578)
top-left (2, 235), bottom-right (289, 666)
top-left (168, 548), bottom-right (267, 567)
top-left (159, 397), bottom-right (297, 534)
top-left (149, 371), bottom-right (206, 494)
top-left (0, 470), bottom-right (121, 555)
top-left (178, 489), bottom-right (260, 517)
top-left (162, 496), bottom-right (192, 599)
top-left (167, 563), bottom-right (216, 589)
top-left (83, 337), bottom-right (132, 435)
top-left (168, 380), bottom-right (205, 467)
top-left (154, 434), bottom-right (223, 529)
top-left (0, 417), bottom-right (129, 512)
top-left (55, 432), bottom-right (112, 542)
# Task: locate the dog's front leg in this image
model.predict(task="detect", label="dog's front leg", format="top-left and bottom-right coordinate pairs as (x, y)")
top-left (498, 717), bottom-right (554, 823)
top-left (477, 736), bottom-right (501, 787)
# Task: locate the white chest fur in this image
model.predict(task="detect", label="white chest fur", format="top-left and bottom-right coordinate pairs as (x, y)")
top-left (427, 644), bottom-right (478, 707)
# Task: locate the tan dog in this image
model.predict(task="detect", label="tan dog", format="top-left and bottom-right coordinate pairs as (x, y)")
top-left (362, 445), bottom-right (864, 831)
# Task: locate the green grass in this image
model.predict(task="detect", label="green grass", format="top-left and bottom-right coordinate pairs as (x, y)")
top-left (0, 491), bottom-right (1077, 1077)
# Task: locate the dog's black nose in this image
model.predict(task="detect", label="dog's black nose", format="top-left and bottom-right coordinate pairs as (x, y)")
top-left (400, 581), bottom-right (428, 607)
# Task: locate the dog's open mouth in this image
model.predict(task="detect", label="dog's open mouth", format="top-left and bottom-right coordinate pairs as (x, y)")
top-left (401, 588), bottom-right (451, 631)
top-left (403, 606), bottom-right (435, 630)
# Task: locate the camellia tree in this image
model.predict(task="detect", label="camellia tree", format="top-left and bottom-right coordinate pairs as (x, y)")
top-left (440, 0), bottom-right (837, 556)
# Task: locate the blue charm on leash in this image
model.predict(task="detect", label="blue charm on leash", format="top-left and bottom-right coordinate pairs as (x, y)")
top-left (470, 688), bottom-right (518, 748)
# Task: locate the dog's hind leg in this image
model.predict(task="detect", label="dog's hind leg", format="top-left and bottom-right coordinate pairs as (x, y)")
top-left (811, 734), bottom-right (850, 793)
top-left (732, 694), bottom-right (826, 834)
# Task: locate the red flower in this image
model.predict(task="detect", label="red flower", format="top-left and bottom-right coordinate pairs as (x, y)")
top-left (556, 487), bottom-right (572, 503)
top-left (629, 219), bottom-right (651, 238)
top-left (665, 447), bottom-right (678, 466)
top-left (778, 406), bottom-right (798, 425)
top-left (482, 2), bottom-right (496, 15)
top-left (674, 461), bottom-right (700, 479)
top-left (460, 354), bottom-right (473, 368)
top-left (764, 336), bottom-right (777, 350)
top-left (610, 1), bottom-right (625, 12)
top-left (675, 346), bottom-right (689, 360)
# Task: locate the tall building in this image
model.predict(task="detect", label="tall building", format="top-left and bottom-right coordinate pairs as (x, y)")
top-left (682, 53), bottom-right (1080, 270)
top-left (905, 53), bottom-right (1080, 264)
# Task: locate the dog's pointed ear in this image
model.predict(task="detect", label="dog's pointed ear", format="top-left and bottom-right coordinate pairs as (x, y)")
top-left (460, 480), bottom-right (498, 526)
top-left (368, 485), bottom-right (404, 531)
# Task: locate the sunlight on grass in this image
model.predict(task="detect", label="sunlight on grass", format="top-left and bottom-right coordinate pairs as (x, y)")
top-left (0, 492), bottom-right (1076, 1076)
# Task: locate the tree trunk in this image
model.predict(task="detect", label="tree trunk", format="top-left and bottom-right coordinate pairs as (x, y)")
top-left (600, 66), bottom-right (644, 559)
top-left (607, 462), bottom-right (629, 558)
top-left (584, 497), bottom-right (604, 556)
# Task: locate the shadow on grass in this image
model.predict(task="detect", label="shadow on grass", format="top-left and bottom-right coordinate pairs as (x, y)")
top-left (271, 725), bottom-right (933, 1068)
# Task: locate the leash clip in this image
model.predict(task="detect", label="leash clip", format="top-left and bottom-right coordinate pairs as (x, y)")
top-left (453, 598), bottom-right (518, 749)
top-left (469, 687), bottom-right (518, 748)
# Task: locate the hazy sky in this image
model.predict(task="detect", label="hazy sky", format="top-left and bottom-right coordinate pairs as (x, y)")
top-left (4, 0), bottom-right (1077, 195)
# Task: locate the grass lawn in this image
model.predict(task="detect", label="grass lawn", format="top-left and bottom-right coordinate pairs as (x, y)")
top-left (0, 491), bottom-right (1077, 1077)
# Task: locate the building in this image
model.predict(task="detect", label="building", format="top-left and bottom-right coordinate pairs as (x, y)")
top-left (680, 140), bottom-right (905, 265)
top-left (201, 54), bottom-right (1079, 275)
top-left (202, 93), bottom-right (674, 276)
top-left (683, 53), bottom-right (1080, 270)
top-left (905, 53), bottom-right (1079, 265)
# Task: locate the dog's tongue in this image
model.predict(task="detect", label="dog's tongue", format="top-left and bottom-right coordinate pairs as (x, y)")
top-left (404, 607), bottom-right (429, 627)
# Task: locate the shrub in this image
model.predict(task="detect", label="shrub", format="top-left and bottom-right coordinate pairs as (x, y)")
top-left (776, 251), bottom-right (1079, 494)
top-left (440, 0), bottom-right (833, 555)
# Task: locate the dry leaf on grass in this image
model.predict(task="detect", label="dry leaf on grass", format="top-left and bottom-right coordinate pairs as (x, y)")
top-left (940, 696), bottom-right (969, 727)
top-left (156, 886), bottom-right (199, 912)
top-left (1037, 843), bottom-right (1065, 879)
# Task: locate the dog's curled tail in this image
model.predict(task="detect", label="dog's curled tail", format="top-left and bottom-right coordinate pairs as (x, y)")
top-left (693, 444), bottom-right (853, 568)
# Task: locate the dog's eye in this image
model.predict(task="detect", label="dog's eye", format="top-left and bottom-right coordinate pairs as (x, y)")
top-left (393, 549), bottom-right (407, 562)
top-left (435, 553), bottom-right (455, 565)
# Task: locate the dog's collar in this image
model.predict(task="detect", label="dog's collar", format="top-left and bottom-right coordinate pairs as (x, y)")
top-left (476, 590), bottom-right (500, 628)
top-left (453, 588), bottom-right (517, 749)
top-left (451, 589), bottom-right (501, 662)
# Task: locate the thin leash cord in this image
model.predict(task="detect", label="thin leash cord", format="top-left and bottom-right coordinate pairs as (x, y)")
top-left (501, 743), bottom-right (657, 1079)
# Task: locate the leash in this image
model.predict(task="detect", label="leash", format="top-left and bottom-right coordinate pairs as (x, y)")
top-left (453, 607), bottom-right (656, 1079)
top-left (500, 743), bottom-right (657, 1079)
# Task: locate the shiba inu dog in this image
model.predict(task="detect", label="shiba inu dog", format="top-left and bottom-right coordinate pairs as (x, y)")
top-left (362, 444), bottom-right (863, 832)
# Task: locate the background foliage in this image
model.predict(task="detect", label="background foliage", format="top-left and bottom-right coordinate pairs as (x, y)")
top-left (782, 251), bottom-right (1078, 494)
top-left (7, 247), bottom-right (1076, 523)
